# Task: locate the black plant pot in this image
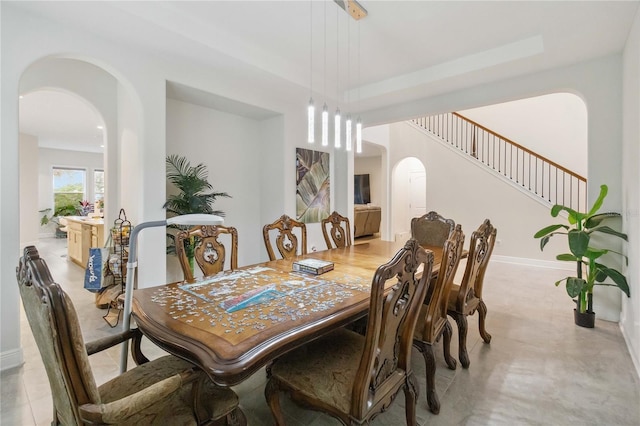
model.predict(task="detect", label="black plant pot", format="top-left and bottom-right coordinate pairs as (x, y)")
top-left (574, 308), bottom-right (595, 328)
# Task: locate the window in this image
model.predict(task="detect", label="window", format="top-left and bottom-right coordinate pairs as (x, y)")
top-left (52, 167), bottom-right (85, 214)
top-left (94, 170), bottom-right (104, 203)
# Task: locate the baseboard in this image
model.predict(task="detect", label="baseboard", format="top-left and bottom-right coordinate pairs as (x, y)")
top-left (619, 321), bottom-right (640, 380)
top-left (0, 348), bottom-right (24, 371)
top-left (491, 254), bottom-right (574, 271)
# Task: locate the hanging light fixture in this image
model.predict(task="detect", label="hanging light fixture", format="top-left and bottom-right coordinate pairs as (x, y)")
top-left (306, 0), bottom-right (366, 151)
top-left (322, 0), bottom-right (329, 147)
top-left (334, 4), bottom-right (341, 149)
top-left (322, 103), bottom-right (329, 146)
top-left (345, 5), bottom-right (352, 152)
top-left (334, 108), bottom-right (341, 148)
top-left (356, 118), bottom-right (362, 153)
top-left (345, 114), bottom-right (352, 152)
top-left (307, 0), bottom-right (314, 144)
top-left (356, 15), bottom-right (362, 154)
top-left (308, 99), bottom-right (315, 144)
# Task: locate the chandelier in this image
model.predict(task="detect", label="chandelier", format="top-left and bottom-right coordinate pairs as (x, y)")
top-left (308, 0), bottom-right (367, 153)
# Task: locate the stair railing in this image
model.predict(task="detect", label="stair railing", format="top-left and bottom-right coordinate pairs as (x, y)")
top-left (411, 112), bottom-right (587, 212)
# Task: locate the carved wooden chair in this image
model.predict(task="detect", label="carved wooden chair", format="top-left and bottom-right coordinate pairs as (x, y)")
top-left (447, 219), bottom-right (497, 368)
top-left (410, 211), bottom-right (455, 248)
top-left (412, 224), bottom-right (465, 414)
top-left (264, 239), bottom-right (433, 426)
top-left (16, 245), bottom-right (246, 426)
top-left (262, 214), bottom-right (307, 260)
top-left (321, 211), bottom-right (352, 249)
top-left (176, 224), bottom-right (239, 282)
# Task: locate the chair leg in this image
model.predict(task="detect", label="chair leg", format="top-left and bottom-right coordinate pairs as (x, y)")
top-left (404, 373), bottom-right (419, 426)
top-left (442, 320), bottom-right (457, 370)
top-left (417, 341), bottom-right (440, 414)
top-left (225, 407), bottom-right (247, 426)
top-left (452, 312), bottom-right (470, 369)
top-left (264, 378), bottom-right (286, 426)
top-left (478, 300), bottom-right (492, 344)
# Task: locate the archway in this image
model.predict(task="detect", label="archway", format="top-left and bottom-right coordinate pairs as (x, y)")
top-left (19, 88), bottom-right (107, 245)
top-left (354, 140), bottom-right (389, 240)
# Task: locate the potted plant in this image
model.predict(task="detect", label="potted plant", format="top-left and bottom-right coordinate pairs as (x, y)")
top-left (39, 204), bottom-right (80, 238)
top-left (163, 154), bottom-right (231, 271)
top-left (534, 184), bottom-right (630, 327)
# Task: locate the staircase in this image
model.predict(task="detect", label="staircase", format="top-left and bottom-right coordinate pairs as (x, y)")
top-left (411, 112), bottom-right (587, 213)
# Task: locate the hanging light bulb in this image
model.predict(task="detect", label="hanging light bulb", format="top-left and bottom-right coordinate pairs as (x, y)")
top-left (307, 1), bottom-right (314, 144)
top-left (322, 103), bottom-right (329, 146)
top-left (356, 117), bottom-right (362, 153)
top-left (334, 108), bottom-right (341, 148)
top-left (345, 115), bottom-right (352, 151)
top-left (308, 98), bottom-right (315, 143)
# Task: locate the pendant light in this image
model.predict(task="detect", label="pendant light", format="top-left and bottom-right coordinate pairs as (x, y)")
top-left (356, 18), bottom-right (362, 154)
top-left (322, 103), bottom-right (329, 146)
top-left (321, 0), bottom-right (329, 147)
top-left (306, 0), bottom-right (367, 151)
top-left (334, 4), bottom-right (341, 149)
top-left (307, 0), bottom-right (314, 144)
top-left (345, 6), bottom-right (352, 152)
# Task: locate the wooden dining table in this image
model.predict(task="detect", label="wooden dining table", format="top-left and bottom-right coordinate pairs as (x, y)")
top-left (132, 239), bottom-right (442, 386)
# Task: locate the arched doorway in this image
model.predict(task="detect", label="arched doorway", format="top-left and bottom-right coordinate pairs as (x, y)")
top-left (19, 58), bottom-right (126, 238)
top-left (19, 88), bottom-right (107, 245)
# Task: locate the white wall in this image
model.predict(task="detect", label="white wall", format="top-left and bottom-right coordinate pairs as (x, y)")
top-left (1, 4), bottom-right (334, 369)
top-left (459, 93), bottom-right (588, 176)
top-left (1, 3), bottom-right (637, 376)
top-left (364, 55), bottom-right (624, 212)
top-left (166, 99), bottom-right (264, 268)
top-left (20, 58), bottom-right (119, 229)
top-left (622, 7), bottom-right (640, 378)
top-left (19, 133), bottom-right (39, 246)
top-left (360, 127), bottom-right (391, 240)
top-left (382, 122), bottom-right (564, 261)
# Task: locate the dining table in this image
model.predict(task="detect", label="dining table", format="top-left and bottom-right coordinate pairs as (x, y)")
top-left (131, 239), bottom-right (443, 386)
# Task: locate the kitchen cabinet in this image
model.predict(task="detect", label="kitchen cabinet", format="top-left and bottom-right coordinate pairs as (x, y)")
top-left (66, 217), bottom-right (104, 267)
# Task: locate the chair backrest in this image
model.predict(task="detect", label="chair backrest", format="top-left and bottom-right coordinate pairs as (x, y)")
top-left (410, 211), bottom-right (455, 248)
top-left (454, 219), bottom-right (497, 308)
top-left (16, 246), bottom-right (100, 426)
top-left (351, 239), bottom-right (434, 419)
top-left (418, 224), bottom-right (465, 342)
top-left (176, 224), bottom-right (238, 282)
top-left (262, 214), bottom-right (307, 260)
top-left (321, 211), bottom-right (352, 249)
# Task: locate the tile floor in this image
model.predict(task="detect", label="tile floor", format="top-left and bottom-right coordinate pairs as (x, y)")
top-left (2, 237), bottom-right (640, 425)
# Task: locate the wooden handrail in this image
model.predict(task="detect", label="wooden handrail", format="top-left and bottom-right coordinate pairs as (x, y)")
top-left (453, 112), bottom-right (586, 182)
top-left (411, 112), bottom-right (587, 212)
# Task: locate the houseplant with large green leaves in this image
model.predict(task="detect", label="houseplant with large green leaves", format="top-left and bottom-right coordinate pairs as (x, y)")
top-left (163, 154), bottom-right (230, 270)
top-left (534, 184), bottom-right (629, 327)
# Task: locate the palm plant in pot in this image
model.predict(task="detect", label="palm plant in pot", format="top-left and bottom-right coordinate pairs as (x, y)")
top-left (163, 154), bottom-right (230, 272)
top-left (534, 184), bottom-right (630, 328)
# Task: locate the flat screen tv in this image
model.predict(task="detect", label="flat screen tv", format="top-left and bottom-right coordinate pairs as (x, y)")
top-left (354, 174), bottom-right (371, 205)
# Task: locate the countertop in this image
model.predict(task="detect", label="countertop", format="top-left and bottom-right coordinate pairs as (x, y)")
top-left (64, 216), bottom-right (105, 226)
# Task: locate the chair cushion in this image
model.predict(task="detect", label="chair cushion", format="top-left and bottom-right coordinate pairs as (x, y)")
top-left (270, 327), bottom-right (364, 414)
top-left (99, 355), bottom-right (238, 425)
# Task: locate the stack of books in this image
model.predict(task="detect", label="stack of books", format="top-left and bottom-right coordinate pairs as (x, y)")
top-left (292, 258), bottom-right (335, 275)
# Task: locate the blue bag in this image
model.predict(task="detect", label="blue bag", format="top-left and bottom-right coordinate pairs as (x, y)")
top-left (84, 247), bottom-right (112, 293)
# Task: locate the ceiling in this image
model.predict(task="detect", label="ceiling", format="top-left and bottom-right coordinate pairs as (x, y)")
top-left (14, 1), bottom-right (639, 154)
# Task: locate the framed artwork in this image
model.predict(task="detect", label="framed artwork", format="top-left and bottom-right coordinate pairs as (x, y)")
top-left (296, 148), bottom-right (330, 223)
